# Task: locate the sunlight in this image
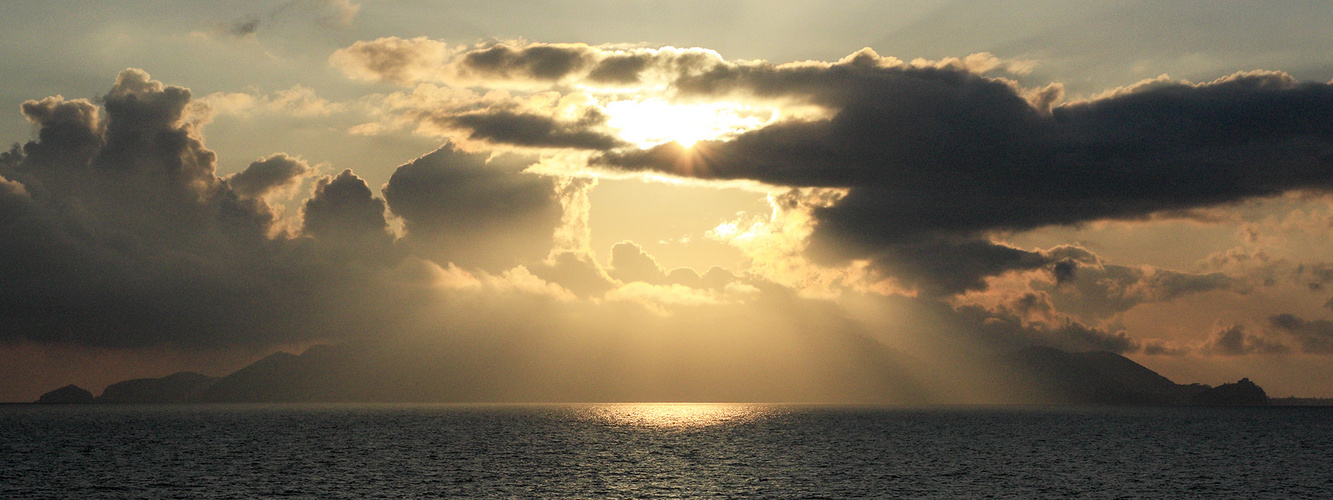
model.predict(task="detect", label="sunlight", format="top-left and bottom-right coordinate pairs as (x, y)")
top-left (581, 403), bottom-right (771, 429)
top-left (603, 99), bottom-right (773, 148)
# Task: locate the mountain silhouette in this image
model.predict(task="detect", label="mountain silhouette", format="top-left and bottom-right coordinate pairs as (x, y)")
top-left (96, 372), bottom-right (217, 403)
top-left (998, 346), bottom-right (1268, 405)
top-left (37, 344), bottom-right (1272, 405)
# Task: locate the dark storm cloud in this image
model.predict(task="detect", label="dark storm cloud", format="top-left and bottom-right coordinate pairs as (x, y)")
top-left (612, 67), bottom-right (1333, 229)
top-left (0, 70), bottom-right (291, 347)
top-left (382, 145), bottom-right (563, 270)
top-left (0, 69), bottom-right (433, 349)
top-left (1269, 313), bottom-right (1333, 355)
top-left (853, 238), bottom-right (1054, 296)
top-left (447, 109), bottom-right (626, 150)
top-left (596, 53), bottom-right (1333, 293)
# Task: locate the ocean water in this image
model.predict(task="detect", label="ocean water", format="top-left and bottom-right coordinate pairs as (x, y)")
top-left (2, 404), bottom-right (1330, 499)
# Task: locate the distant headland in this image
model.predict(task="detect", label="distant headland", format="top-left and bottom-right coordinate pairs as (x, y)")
top-left (33, 344), bottom-right (1311, 406)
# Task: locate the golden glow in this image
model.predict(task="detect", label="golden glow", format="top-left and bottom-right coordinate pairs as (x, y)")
top-left (580, 403), bottom-right (771, 428)
top-left (604, 99), bottom-right (772, 148)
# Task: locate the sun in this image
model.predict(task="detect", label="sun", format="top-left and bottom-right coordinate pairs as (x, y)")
top-left (603, 99), bottom-right (772, 149)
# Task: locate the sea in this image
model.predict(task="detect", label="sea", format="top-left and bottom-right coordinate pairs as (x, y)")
top-left (2, 403), bottom-right (1330, 499)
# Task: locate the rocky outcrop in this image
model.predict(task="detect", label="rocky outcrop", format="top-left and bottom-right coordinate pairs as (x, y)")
top-left (35, 384), bottom-right (94, 404)
top-left (1188, 378), bottom-right (1270, 406)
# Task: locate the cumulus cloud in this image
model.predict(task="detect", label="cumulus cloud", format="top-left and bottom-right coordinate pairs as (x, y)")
top-left (0, 70), bottom-right (621, 354)
top-left (0, 70), bottom-right (299, 347)
top-left (225, 153), bottom-right (315, 200)
top-left (382, 145), bottom-right (564, 270)
top-left (0, 70), bottom-right (453, 350)
top-left (302, 169), bottom-right (395, 260)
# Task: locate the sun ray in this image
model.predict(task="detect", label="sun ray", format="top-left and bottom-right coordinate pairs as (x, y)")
top-left (603, 99), bottom-right (773, 149)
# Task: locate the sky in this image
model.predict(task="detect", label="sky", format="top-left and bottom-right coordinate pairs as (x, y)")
top-left (3, 0), bottom-right (1333, 402)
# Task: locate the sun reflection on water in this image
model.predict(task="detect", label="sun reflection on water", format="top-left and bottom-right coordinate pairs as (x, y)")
top-left (581, 403), bottom-right (772, 429)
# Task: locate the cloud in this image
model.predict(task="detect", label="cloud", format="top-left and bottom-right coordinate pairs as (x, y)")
top-left (1200, 323), bottom-right (1290, 356)
top-left (873, 239), bottom-right (1055, 296)
top-left (11, 51), bottom-right (1333, 402)
top-left (527, 250), bottom-right (615, 297)
top-left (1052, 258), bottom-right (1077, 286)
top-left (611, 65), bottom-right (1333, 220)
top-left (354, 83), bottom-right (625, 151)
top-left (950, 291), bottom-right (1141, 354)
top-left (588, 54), bottom-right (1333, 293)
top-left (1198, 245), bottom-right (1333, 294)
top-left (0, 70), bottom-right (441, 350)
top-left (317, 0), bottom-right (361, 28)
top-left (302, 168), bottom-right (395, 259)
top-left (1042, 262), bottom-right (1232, 320)
top-left (382, 145), bottom-right (563, 270)
top-left (458, 43), bottom-right (598, 82)
top-left (447, 109), bottom-right (625, 150)
top-left (0, 70), bottom-right (609, 352)
top-left (608, 241), bottom-right (666, 284)
top-left (1270, 313), bottom-right (1333, 354)
top-left (225, 153), bottom-right (316, 200)
top-left (200, 86), bottom-right (345, 118)
top-left (1141, 338), bottom-right (1191, 356)
top-left (603, 282), bottom-right (722, 315)
top-left (331, 39), bottom-right (726, 88)
top-left (0, 70), bottom-right (301, 347)
top-left (331, 37), bottom-right (458, 85)
top-left (229, 17), bottom-right (261, 38)
top-left (222, 0), bottom-right (362, 38)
